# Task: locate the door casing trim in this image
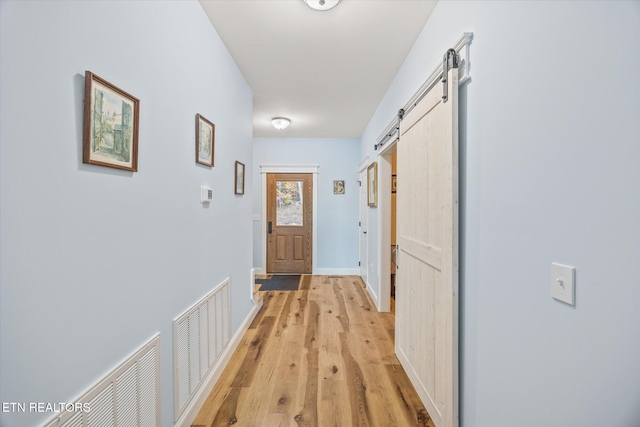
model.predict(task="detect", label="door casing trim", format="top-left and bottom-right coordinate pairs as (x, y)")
top-left (374, 140), bottom-right (396, 312)
top-left (260, 165), bottom-right (319, 275)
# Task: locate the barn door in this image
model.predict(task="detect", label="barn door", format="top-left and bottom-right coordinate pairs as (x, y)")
top-left (395, 60), bottom-right (459, 427)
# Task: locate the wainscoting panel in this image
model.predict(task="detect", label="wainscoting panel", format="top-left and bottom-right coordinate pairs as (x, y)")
top-left (173, 279), bottom-right (231, 420)
top-left (43, 334), bottom-right (160, 427)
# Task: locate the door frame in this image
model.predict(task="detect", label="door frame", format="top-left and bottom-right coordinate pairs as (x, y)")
top-left (260, 165), bottom-right (318, 275)
top-left (374, 140), bottom-right (397, 313)
top-left (358, 161), bottom-right (369, 287)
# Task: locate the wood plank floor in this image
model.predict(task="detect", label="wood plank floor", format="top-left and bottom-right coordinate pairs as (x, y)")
top-left (192, 275), bottom-right (433, 427)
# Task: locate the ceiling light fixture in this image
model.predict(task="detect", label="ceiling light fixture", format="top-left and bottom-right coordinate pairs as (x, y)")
top-left (270, 117), bottom-right (291, 130)
top-left (303, 0), bottom-right (341, 12)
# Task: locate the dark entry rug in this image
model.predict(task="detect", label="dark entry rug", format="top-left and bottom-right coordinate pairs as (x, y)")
top-left (260, 275), bottom-right (301, 291)
top-left (255, 278), bottom-right (270, 287)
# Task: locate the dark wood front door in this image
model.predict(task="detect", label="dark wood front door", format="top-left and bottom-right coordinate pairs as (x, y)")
top-left (267, 173), bottom-right (312, 274)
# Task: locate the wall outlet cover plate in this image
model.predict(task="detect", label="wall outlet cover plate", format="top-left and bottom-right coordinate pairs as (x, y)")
top-left (551, 263), bottom-right (575, 306)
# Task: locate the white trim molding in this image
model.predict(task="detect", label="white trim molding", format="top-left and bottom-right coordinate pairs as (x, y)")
top-left (260, 165), bottom-right (319, 274)
top-left (375, 146), bottom-right (395, 313)
top-left (358, 156), bottom-right (370, 173)
top-left (260, 165), bottom-right (319, 174)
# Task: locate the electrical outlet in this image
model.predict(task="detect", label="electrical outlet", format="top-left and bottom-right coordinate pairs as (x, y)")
top-left (551, 263), bottom-right (575, 305)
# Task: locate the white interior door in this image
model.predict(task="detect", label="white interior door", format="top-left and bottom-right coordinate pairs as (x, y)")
top-left (359, 169), bottom-right (368, 284)
top-left (395, 65), bottom-right (459, 427)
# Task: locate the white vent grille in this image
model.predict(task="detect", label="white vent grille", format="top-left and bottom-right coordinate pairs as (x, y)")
top-left (44, 335), bottom-right (160, 427)
top-left (174, 279), bottom-right (231, 420)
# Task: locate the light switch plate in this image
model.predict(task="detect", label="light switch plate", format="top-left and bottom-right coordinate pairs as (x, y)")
top-left (551, 263), bottom-right (575, 305)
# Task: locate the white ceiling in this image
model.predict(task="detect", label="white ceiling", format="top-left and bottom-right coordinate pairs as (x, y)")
top-left (199, 0), bottom-right (438, 138)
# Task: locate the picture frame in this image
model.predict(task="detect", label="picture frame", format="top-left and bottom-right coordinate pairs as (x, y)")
top-left (195, 114), bottom-right (215, 167)
top-left (234, 161), bottom-right (245, 195)
top-left (333, 180), bottom-right (345, 195)
top-left (83, 71), bottom-right (140, 172)
top-left (392, 174), bottom-right (397, 194)
top-left (367, 162), bottom-right (377, 207)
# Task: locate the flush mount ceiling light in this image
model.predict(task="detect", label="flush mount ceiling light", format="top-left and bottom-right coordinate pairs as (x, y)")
top-left (303, 0), bottom-right (341, 12)
top-left (270, 117), bottom-right (291, 130)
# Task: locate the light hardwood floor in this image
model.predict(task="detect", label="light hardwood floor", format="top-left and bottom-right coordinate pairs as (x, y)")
top-left (193, 275), bottom-right (433, 427)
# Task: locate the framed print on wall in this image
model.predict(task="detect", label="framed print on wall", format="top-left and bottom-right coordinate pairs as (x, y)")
top-left (367, 162), bottom-right (377, 207)
top-left (196, 114), bottom-right (215, 167)
top-left (235, 161), bottom-right (245, 195)
top-left (83, 71), bottom-right (140, 172)
top-left (333, 180), bottom-right (345, 194)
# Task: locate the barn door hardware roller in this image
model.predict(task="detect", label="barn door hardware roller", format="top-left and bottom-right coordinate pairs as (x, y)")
top-left (442, 48), bottom-right (459, 103)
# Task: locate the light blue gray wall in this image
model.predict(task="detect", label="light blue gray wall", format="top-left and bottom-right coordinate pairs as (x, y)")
top-left (361, 1), bottom-right (640, 426)
top-left (0, 1), bottom-right (253, 426)
top-left (252, 138), bottom-right (360, 273)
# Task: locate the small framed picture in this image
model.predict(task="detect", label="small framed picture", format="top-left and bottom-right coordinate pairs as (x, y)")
top-left (392, 174), bottom-right (397, 193)
top-left (83, 71), bottom-right (140, 171)
top-left (196, 114), bottom-right (215, 167)
top-left (333, 180), bottom-right (345, 195)
top-left (367, 162), bottom-right (377, 207)
top-left (235, 161), bottom-right (245, 195)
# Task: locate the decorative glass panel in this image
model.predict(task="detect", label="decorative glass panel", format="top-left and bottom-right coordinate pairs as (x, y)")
top-left (276, 181), bottom-right (303, 226)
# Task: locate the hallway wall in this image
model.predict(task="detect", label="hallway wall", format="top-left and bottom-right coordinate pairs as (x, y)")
top-left (0, 1), bottom-right (253, 426)
top-left (252, 138), bottom-right (360, 273)
top-left (361, 1), bottom-right (640, 426)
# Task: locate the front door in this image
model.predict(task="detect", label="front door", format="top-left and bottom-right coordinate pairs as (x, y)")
top-left (267, 173), bottom-right (312, 274)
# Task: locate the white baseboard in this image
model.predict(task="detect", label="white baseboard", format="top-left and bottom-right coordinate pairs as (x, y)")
top-left (253, 268), bottom-right (359, 276)
top-left (174, 300), bottom-right (262, 427)
top-left (314, 268), bottom-right (360, 275)
top-left (251, 268), bottom-right (256, 302)
top-left (366, 284), bottom-right (379, 309)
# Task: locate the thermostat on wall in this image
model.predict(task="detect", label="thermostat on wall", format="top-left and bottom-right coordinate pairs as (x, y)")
top-left (201, 186), bottom-right (213, 204)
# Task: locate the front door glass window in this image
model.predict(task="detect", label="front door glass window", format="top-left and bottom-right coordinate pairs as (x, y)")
top-left (276, 181), bottom-right (303, 226)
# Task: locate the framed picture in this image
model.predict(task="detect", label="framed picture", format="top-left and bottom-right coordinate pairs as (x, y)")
top-left (196, 114), bottom-right (215, 167)
top-left (392, 174), bottom-right (397, 194)
top-left (367, 162), bottom-right (377, 207)
top-left (83, 71), bottom-right (140, 171)
top-left (333, 180), bottom-right (345, 195)
top-left (235, 161), bottom-right (245, 195)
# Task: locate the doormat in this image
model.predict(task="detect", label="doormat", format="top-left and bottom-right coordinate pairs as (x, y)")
top-left (255, 278), bottom-right (270, 287)
top-left (260, 275), bottom-right (301, 291)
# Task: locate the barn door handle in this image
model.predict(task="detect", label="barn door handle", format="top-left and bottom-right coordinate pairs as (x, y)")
top-left (268, 221), bottom-right (273, 234)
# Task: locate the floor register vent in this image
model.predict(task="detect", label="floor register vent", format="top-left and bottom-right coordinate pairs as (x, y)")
top-left (174, 278), bottom-right (231, 420)
top-left (44, 334), bottom-right (161, 427)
